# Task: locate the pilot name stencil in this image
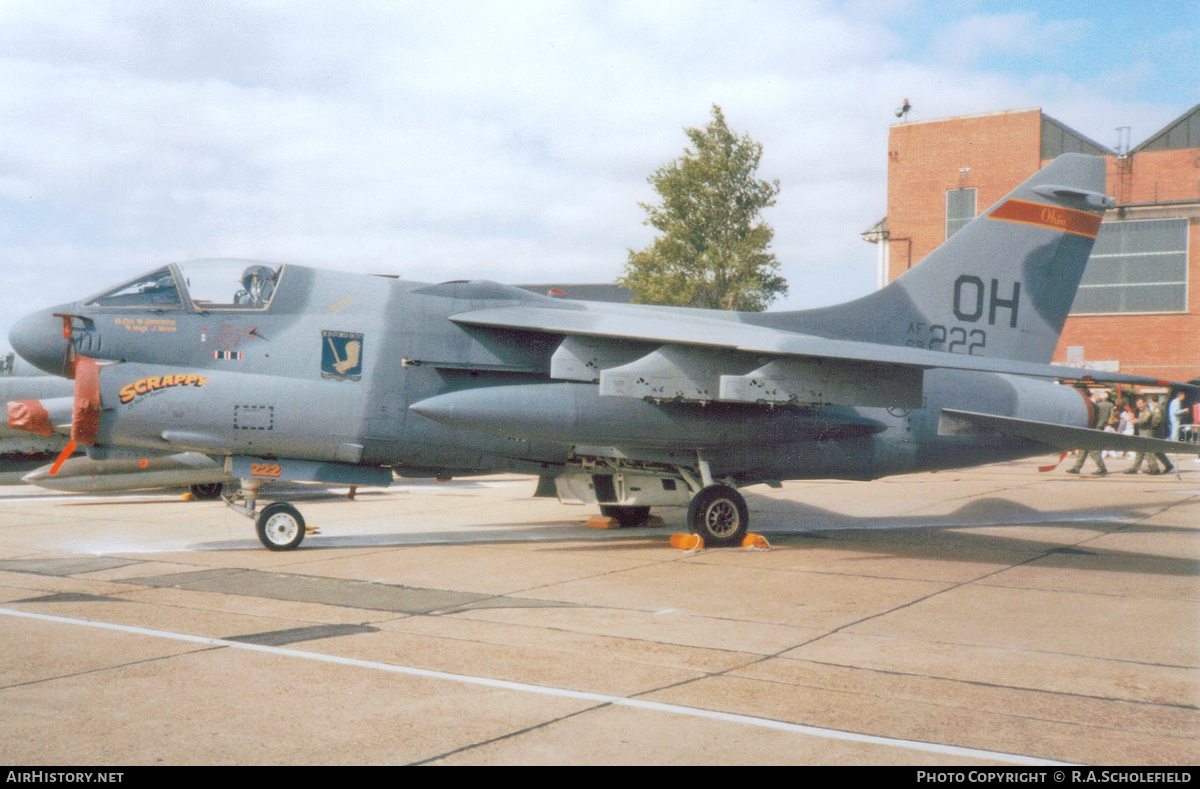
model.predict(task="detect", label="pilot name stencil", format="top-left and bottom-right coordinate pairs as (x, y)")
top-left (115, 317), bottom-right (177, 334)
top-left (321, 330), bottom-right (363, 381)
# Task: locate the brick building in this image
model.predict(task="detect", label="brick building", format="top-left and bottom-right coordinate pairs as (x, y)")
top-left (868, 104), bottom-right (1200, 383)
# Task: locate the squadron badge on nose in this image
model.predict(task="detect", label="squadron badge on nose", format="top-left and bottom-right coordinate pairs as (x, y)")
top-left (321, 330), bottom-right (364, 381)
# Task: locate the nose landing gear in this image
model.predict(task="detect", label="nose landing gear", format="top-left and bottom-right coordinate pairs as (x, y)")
top-left (255, 502), bottom-right (306, 551)
top-left (224, 478), bottom-right (312, 551)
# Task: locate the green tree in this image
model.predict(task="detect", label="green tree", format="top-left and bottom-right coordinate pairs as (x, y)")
top-left (619, 105), bottom-right (787, 311)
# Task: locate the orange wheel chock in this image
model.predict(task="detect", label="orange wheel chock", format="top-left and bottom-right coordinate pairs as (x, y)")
top-left (585, 515), bottom-right (617, 530)
top-left (742, 533), bottom-right (770, 550)
top-left (669, 533), bottom-right (704, 551)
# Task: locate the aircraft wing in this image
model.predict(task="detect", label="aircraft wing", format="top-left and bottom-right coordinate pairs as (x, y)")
top-left (450, 304), bottom-right (1188, 409)
top-left (939, 408), bottom-right (1200, 456)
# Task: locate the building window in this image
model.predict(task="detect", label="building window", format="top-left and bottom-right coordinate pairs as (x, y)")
top-left (1071, 218), bottom-right (1188, 314)
top-left (946, 188), bottom-right (976, 239)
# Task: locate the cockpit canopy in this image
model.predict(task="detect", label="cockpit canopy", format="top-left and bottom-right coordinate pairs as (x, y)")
top-left (85, 260), bottom-right (283, 311)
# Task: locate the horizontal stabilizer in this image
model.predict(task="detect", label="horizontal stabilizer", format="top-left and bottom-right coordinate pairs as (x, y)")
top-left (939, 409), bottom-right (1200, 456)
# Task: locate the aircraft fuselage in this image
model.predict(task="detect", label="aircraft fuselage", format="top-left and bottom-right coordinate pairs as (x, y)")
top-left (11, 263), bottom-right (1087, 491)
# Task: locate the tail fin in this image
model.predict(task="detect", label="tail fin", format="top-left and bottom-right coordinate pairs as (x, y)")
top-left (756, 153), bottom-right (1111, 363)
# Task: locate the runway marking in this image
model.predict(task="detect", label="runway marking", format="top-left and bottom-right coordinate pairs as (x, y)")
top-left (0, 606), bottom-right (1070, 766)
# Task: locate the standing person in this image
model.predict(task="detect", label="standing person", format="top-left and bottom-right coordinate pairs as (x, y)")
top-left (1118, 400), bottom-right (1136, 457)
top-left (1169, 390), bottom-right (1188, 441)
top-left (1152, 395), bottom-right (1175, 474)
top-left (1102, 409), bottom-right (1120, 458)
top-left (1124, 396), bottom-right (1163, 474)
top-left (1066, 390), bottom-right (1114, 476)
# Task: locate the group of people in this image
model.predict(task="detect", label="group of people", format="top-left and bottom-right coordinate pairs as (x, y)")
top-left (1066, 389), bottom-right (1190, 476)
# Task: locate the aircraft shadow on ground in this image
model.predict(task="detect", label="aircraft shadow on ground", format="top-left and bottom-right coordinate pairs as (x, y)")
top-left (730, 491), bottom-right (1199, 578)
top-left (742, 491), bottom-right (1139, 532)
top-left (189, 492), bottom-right (1199, 578)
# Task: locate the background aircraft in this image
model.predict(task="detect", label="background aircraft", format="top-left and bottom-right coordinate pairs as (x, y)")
top-left (7, 154), bottom-right (1197, 550)
top-left (0, 351), bottom-right (74, 484)
top-left (1, 350), bottom-right (230, 496)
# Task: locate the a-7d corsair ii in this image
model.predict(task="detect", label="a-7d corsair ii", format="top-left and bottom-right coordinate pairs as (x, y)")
top-left (7, 154), bottom-right (1197, 550)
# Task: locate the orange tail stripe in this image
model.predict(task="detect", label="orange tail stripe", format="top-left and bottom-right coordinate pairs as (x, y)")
top-left (988, 199), bottom-right (1102, 239)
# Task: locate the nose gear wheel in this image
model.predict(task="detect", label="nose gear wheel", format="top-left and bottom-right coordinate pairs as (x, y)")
top-left (255, 502), bottom-right (306, 551)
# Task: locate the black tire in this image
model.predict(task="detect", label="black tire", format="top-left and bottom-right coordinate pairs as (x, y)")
top-left (599, 505), bottom-right (651, 527)
top-left (190, 482), bottom-right (225, 500)
top-left (255, 502), bottom-right (306, 551)
top-left (687, 485), bottom-right (748, 548)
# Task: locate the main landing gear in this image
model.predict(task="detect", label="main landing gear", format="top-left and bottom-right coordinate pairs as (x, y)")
top-left (189, 482), bottom-right (226, 500)
top-left (224, 478), bottom-right (309, 551)
top-left (571, 452), bottom-right (752, 548)
top-left (598, 485), bottom-right (748, 547)
top-left (683, 454), bottom-right (749, 548)
top-left (687, 484), bottom-right (748, 548)
top-left (599, 504), bottom-right (651, 527)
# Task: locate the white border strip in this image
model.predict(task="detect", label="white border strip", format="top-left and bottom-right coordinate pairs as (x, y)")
top-left (0, 607), bottom-right (1070, 766)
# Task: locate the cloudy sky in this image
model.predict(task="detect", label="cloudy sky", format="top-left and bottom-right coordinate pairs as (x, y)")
top-left (1, 0), bottom-right (1197, 344)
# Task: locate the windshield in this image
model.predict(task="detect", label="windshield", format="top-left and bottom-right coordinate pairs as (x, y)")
top-left (87, 267), bottom-right (183, 308)
top-left (177, 260), bottom-right (281, 310)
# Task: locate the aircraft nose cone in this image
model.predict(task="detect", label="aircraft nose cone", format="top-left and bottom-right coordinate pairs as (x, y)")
top-left (9, 309), bottom-right (69, 376)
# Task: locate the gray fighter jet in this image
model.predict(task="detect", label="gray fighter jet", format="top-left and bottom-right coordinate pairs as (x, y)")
top-left (7, 154), bottom-right (1197, 550)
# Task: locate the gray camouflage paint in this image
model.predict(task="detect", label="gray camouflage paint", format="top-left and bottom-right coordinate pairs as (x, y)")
top-left (6, 154), bottom-right (1191, 497)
